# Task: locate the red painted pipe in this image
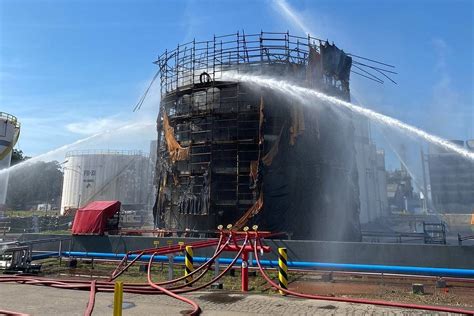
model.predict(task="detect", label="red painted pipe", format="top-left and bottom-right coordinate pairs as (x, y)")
top-left (253, 236), bottom-right (474, 315)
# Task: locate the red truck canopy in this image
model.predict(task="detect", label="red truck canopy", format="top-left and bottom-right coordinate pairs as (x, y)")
top-left (71, 201), bottom-right (121, 235)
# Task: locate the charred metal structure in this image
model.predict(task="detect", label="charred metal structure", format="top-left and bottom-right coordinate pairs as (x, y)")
top-left (153, 32), bottom-right (369, 240)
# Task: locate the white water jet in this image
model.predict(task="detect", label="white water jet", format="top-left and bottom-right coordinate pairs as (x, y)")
top-left (0, 120), bottom-right (155, 177)
top-left (273, 0), bottom-right (311, 36)
top-left (222, 72), bottom-right (474, 162)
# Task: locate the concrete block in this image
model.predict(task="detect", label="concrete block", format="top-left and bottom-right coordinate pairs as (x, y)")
top-left (436, 278), bottom-right (447, 288)
top-left (67, 259), bottom-right (77, 268)
top-left (210, 283), bottom-right (223, 290)
top-left (139, 264), bottom-right (148, 272)
top-left (322, 272), bottom-right (333, 282)
top-left (412, 283), bottom-right (424, 294)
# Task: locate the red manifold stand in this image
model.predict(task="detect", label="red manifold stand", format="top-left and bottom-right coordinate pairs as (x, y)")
top-left (223, 230), bottom-right (272, 292)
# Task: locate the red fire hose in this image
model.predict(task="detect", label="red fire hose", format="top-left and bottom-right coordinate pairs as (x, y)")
top-left (145, 234), bottom-right (250, 314)
top-left (0, 310), bottom-right (30, 316)
top-left (253, 236), bottom-right (474, 315)
top-left (153, 234), bottom-right (228, 287)
top-left (0, 236), bottom-right (229, 316)
top-left (167, 234), bottom-right (249, 294)
top-left (2, 232), bottom-right (472, 316)
top-left (147, 253), bottom-right (201, 315)
top-left (84, 280), bottom-right (96, 316)
top-left (109, 234), bottom-right (228, 281)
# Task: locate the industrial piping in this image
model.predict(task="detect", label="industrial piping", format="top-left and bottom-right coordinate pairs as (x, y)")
top-left (145, 233), bottom-right (250, 315)
top-left (47, 251), bottom-right (474, 278)
top-left (0, 237), bottom-right (237, 316)
top-left (3, 231), bottom-right (474, 316)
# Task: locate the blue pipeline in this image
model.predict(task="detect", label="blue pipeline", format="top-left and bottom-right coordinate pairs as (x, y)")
top-left (32, 251), bottom-right (474, 278)
top-left (59, 251), bottom-right (241, 264)
top-left (32, 252), bottom-right (60, 260)
top-left (255, 259), bottom-right (474, 278)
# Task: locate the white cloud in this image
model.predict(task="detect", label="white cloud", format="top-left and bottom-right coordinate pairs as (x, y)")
top-left (65, 117), bottom-right (124, 135)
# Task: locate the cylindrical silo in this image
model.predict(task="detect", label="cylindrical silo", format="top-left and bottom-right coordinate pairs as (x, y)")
top-left (0, 112), bottom-right (21, 207)
top-left (153, 32), bottom-right (361, 241)
top-left (60, 150), bottom-right (153, 214)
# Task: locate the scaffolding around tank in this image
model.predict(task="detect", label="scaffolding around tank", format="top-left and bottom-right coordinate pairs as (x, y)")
top-left (153, 31), bottom-right (385, 240)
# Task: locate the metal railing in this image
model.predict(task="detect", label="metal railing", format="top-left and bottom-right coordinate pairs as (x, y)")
top-left (0, 112), bottom-right (20, 128)
top-left (157, 31), bottom-right (327, 94)
top-left (155, 31), bottom-right (396, 96)
top-left (458, 233), bottom-right (474, 245)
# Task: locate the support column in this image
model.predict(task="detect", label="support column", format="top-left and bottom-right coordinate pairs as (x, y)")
top-left (278, 247), bottom-right (288, 295)
top-left (241, 251), bottom-right (249, 292)
top-left (185, 246), bottom-right (194, 285)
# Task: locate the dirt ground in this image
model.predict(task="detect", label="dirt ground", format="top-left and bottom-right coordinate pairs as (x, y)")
top-left (291, 273), bottom-right (474, 309)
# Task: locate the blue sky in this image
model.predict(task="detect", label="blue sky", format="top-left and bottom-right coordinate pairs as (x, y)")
top-left (0, 0), bottom-right (473, 170)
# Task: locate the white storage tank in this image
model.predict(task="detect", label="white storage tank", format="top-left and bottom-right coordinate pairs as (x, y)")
top-left (60, 150), bottom-right (153, 214)
top-left (0, 112), bottom-right (21, 206)
top-left (353, 116), bottom-right (388, 224)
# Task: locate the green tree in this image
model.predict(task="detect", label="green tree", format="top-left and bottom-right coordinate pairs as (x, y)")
top-left (10, 149), bottom-right (30, 165)
top-left (6, 160), bottom-right (63, 210)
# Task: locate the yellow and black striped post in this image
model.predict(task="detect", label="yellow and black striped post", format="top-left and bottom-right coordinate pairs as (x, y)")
top-left (113, 281), bottom-right (123, 316)
top-left (278, 247), bottom-right (288, 295)
top-left (185, 245), bottom-right (194, 285)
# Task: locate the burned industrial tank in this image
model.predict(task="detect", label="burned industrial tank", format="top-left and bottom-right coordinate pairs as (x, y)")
top-left (153, 32), bottom-right (361, 241)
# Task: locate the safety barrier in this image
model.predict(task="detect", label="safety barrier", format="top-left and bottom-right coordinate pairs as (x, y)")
top-left (278, 247), bottom-right (288, 295)
top-left (185, 246), bottom-right (194, 284)
top-left (113, 281), bottom-right (123, 316)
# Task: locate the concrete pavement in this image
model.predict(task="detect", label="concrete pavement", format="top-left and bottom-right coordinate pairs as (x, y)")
top-left (0, 283), bottom-right (455, 315)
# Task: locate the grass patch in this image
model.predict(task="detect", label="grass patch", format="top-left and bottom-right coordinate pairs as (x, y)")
top-left (37, 258), bottom-right (289, 293)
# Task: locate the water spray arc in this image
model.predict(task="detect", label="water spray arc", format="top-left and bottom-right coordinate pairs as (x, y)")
top-left (222, 72), bottom-right (474, 162)
top-left (0, 121), bottom-right (155, 177)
